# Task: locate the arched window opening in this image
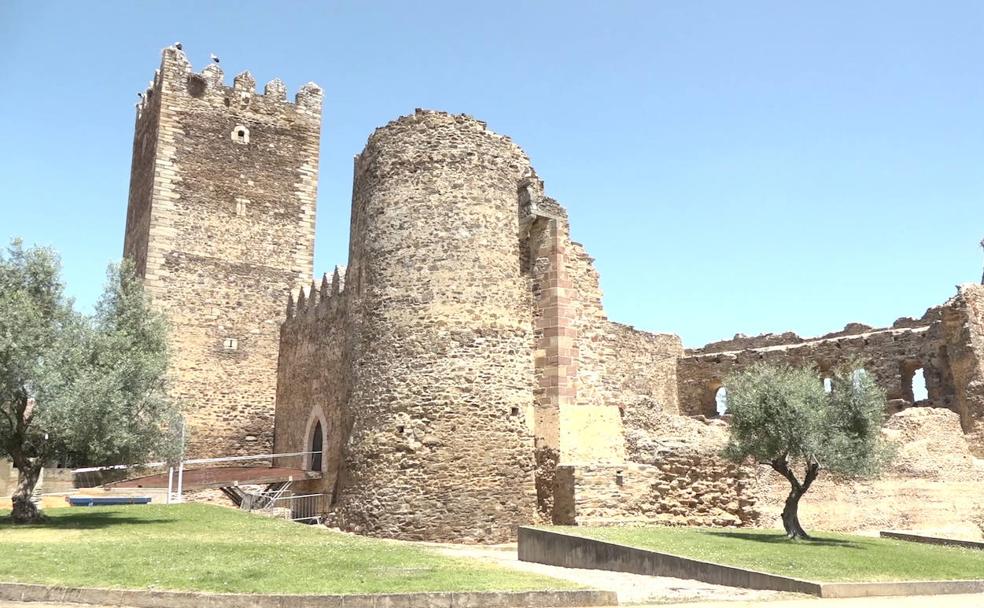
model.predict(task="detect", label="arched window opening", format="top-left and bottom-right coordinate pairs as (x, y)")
top-left (912, 368), bottom-right (928, 403)
top-left (231, 125), bottom-right (249, 144)
top-left (715, 387), bottom-right (728, 416)
top-left (309, 420), bottom-right (323, 472)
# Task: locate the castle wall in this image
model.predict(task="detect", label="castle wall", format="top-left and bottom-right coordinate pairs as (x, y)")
top-left (677, 318), bottom-right (950, 419)
top-left (273, 269), bottom-right (350, 494)
top-left (122, 46), bottom-right (322, 457)
top-left (329, 111), bottom-right (539, 542)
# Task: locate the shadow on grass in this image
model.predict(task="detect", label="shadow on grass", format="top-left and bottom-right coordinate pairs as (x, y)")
top-left (702, 530), bottom-right (864, 548)
top-left (1, 511), bottom-right (175, 530)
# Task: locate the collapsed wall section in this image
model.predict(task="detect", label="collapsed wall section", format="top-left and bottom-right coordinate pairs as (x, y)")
top-left (678, 318), bottom-right (950, 419)
top-left (330, 111), bottom-right (539, 542)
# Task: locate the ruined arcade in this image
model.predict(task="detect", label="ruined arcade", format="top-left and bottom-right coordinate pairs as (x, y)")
top-left (125, 45), bottom-right (984, 543)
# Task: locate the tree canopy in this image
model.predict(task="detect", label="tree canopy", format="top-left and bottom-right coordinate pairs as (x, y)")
top-left (722, 362), bottom-right (892, 539)
top-left (0, 239), bottom-right (180, 522)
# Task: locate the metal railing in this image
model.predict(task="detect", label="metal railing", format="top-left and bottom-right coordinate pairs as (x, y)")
top-left (242, 490), bottom-right (327, 523)
top-left (71, 450), bottom-right (322, 505)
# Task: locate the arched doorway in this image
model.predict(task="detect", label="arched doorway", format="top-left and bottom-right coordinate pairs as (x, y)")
top-left (310, 420), bottom-right (323, 472)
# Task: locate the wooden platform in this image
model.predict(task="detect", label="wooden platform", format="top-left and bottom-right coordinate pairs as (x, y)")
top-left (107, 466), bottom-right (321, 490)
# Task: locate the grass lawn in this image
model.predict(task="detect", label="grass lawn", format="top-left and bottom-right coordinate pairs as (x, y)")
top-left (554, 526), bottom-right (984, 582)
top-left (0, 504), bottom-right (577, 594)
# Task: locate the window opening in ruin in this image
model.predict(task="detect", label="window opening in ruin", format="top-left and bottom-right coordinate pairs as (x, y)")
top-left (223, 338), bottom-right (238, 350)
top-left (715, 387), bottom-right (728, 416)
top-left (309, 420), bottom-right (323, 472)
top-left (912, 368), bottom-right (928, 402)
top-left (510, 406), bottom-right (520, 416)
top-left (396, 425), bottom-right (405, 434)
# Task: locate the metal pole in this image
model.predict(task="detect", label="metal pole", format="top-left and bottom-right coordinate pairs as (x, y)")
top-left (166, 467), bottom-right (174, 505)
top-left (176, 461), bottom-right (184, 503)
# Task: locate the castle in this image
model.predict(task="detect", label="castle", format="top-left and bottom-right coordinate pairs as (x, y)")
top-left (124, 46), bottom-right (984, 542)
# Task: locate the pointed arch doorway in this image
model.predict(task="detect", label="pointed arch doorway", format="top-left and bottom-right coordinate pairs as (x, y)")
top-left (310, 420), bottom-right (323, 472)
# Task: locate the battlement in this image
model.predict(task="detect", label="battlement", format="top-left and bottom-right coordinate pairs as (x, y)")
top-left (286, 265), bottom-right (348, 321)
top-left (135, 44), bottom-right (322, 120)
top-left (355, 108), bottom-right (531, 178)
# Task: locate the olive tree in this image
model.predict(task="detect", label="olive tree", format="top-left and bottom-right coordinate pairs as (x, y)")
top-left (0, 240), bottom-right (179, 523)
top-left (722, 362), bottom-right (891, 539)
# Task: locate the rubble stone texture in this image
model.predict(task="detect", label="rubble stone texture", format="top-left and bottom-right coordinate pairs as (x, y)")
top-left (123, 46), bottom-right (322, 457)
top-left (124, 47), bottom-right (984, 543)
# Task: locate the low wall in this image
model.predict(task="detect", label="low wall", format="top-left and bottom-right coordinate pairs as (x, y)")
top-left (0, 582), bottom-right (617, 608)
top-left (518, 527), bottom-right (821, 595)
top-left (881, 531), bottom-right (984, 551)
top-left (517, 527), bottom-right (984, 599)
top-left (0, 461), bottom-right (91, 496)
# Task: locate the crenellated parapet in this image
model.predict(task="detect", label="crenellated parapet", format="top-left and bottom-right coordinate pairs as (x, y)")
top-left (285, 265), bottom-right (348, 323)
top-left (135, 44), bottom-right (323, 122)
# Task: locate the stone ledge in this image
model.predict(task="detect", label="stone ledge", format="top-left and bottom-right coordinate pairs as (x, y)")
top-left (880, 530), bottom-right (984, 551)
top-left (0, 582), bottom-right (617, 608)
top-left (517, 526), bottom-right (984, 599)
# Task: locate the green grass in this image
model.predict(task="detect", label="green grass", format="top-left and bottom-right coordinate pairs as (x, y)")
top-left (0, 504), bottom-right (577, 594)
top-left (553, 526), bottom-right (984, 582)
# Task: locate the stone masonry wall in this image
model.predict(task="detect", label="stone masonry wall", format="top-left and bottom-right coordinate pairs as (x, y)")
top-left (123, 46), bottom-right (322, 457)
top-left (941, 284), bottom-right (984, 455)
top-left (329, 111), bottom-right (539, 542)
top-left (273, 267), bottom-right (350, 496)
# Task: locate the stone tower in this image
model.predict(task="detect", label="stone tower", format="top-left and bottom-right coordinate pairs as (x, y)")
top-left (123, 45), bottom-right (322, 457)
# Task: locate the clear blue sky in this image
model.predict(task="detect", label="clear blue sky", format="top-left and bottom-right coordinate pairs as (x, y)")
top-left (2, 1), bottom-right (983, 348)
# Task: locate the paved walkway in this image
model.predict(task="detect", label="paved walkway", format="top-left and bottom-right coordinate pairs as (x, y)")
top-left (647, 594), bottom-right (984, 607)
top-left (433, 543), bottom-right (789, 604)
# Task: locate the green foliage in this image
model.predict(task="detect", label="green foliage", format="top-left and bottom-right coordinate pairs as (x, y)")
top-left (0, 504), bottom-right (577, 593)
top-left (0, 239), bottom-right (180, 471)
top-left (722, 362), bottom-right (892, 478)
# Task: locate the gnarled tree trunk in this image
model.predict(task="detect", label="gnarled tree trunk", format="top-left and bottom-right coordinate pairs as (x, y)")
top-left (10, 458), bottom-right (43, 524)
top-left (771, 457), bottom-right (819, 540)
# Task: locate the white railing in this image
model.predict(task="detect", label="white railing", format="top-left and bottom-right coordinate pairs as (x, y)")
top-left (71, 450), bottom-right (322, 505)
top-left (242, 490), bottom-right (327, 523)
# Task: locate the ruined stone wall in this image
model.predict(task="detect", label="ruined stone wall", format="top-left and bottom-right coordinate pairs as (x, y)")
top-left (553, 409), bottom-right (758, 528)
top-left (521, 180), bottom-right (684, 520)
top-left (554, 458), bottom-right (757, 527)
top-left (122, 46), bottom-right (322, 457)
top-left (678, 318), bottom-right (949, 418)
top-left (941, 284), bottom-right (984, 454)
top-left (329, 111), bottom-right (539, 542)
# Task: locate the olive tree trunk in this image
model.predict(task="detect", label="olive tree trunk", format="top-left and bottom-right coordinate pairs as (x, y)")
top-left (10, 457), bottom-right (43, 524)
top-left (771, 458), bottom-right (819, 540)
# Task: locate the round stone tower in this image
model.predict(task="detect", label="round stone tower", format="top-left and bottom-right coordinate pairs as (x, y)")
top-left (333, 110), bottom-right (538, 542)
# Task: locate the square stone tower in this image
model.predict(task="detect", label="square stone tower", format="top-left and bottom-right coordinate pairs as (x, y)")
top-left (123, 45), bottom-right (322, 457)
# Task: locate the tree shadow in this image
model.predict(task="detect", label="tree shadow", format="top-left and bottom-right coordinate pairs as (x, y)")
top-left (702, 530), bottom-right (864, 548)
top-left (1, 511), bottom-right (175, 530)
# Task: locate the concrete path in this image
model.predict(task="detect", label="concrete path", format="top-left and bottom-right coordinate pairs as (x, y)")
top-left (433, 543), bottom-right (790, 604)
top-left (646, 594), bottom-right (984, 607)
